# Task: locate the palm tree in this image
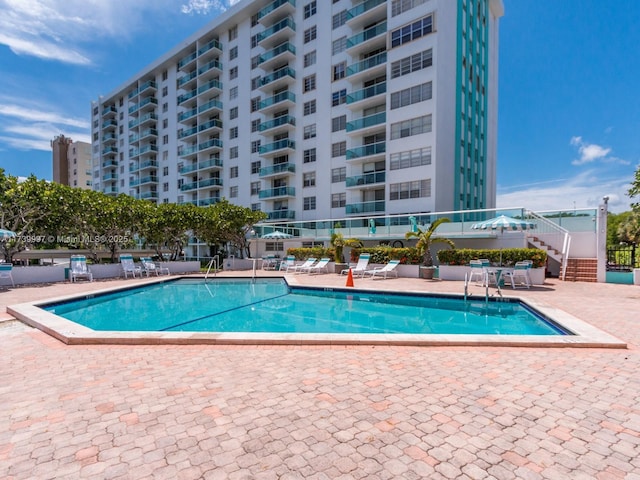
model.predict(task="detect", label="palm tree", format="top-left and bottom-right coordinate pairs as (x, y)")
top-left (405, 217), bottom-right (455, 268)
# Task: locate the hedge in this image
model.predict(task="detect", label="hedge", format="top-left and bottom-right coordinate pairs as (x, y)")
top-left (286, 247), bottom-right (333, 260)
top-left (351, 246), bottom-right (422, 264)
top-left (436, 248), bottom-right (547, 268)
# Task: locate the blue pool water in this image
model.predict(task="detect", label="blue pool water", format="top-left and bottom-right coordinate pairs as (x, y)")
top-left (43, 278), bottom-right (569, 336)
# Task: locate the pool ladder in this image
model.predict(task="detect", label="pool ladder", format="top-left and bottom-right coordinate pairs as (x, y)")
top-left (204, 257), bottom-right (219, 281)
top-left (464, 272), bottom-right (502, 306)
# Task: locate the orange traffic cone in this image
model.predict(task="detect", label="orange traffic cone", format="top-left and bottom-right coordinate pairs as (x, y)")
top-left (346, 268), bottom-right (354, 287)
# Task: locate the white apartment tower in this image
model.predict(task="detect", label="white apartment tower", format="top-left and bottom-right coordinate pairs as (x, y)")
top-left (91, 0), bottom-right (503, 222)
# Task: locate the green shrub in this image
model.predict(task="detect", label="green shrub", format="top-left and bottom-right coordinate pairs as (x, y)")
top-left (436, 248), bottom-right (547, 268)
top-left (351, 246), bottom-right (422, 264)
top-left (286, 247), bottom-right (333, 260)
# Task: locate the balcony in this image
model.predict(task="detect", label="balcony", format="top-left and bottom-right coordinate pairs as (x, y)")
top-left (103, 132), bottom-right (117, 143)
top-left (178, 125), bottom-right (198, 141)
top-left (259, 162), bottom-right (295, 177)
top-left (346, 141), bottom-right (386, 160)
top-left (129, 113), bottom-right (158, 129)
top-left (102, 173), bottom-right (118, 181)
top-left (258, 115), bottom-right (295, 135)
top-left (346, 111), bottom-right (386, 134)
top-left (138, 159), bottom-right (158, 170)
top-left (178, 108), bottom-right (197, 123)
top-left (130, 176), bottom-right (158, 187)
top-left (198, 138), bottom-right (223, 154)
top-left (199, 197), bottom-right (220, 206)
top-left (102, 186), bottom-right (118, 195)
top-left (345, 200), bottom-right (385, 214)
top-left (101, 105), bottom-right (117, 117)
top-left (199, 177), bottom-right (223, 188)
top-left (178, 50), bottom-right (197, 71)
top-left (102, 159), bottom-right (118, 168)
top-left (257, 0), bottom-right (295, 24)
top-left (258, 42), bottom-right (296, 70)
top-left (128, 80), bottom-right (158, 99)
top-left (198, 118), bottom-right (223, 135)
top-left (178, 163), bottom-right (199, 175)
top-left (197, 79), bottom-right (223, 96)
top-left (347, 82), bottom-right (386, 109)
top-left (197, 59), bottom-right (223, 78)
top-left (178, 144), bottom-right (198, 158)
top-left (347, 51), bottom-right (387, 81)
top-left (259, 186), bottom-right (295, 199)
top-left (346, 171), bottom-right (386, 188)
top-left (259, 139), bottom-right (295, 156)
top-left (181, 181), bottom-right (198, 192)
top-left (198, 99), bottom-right (223, 117)
top-left (102, 119), bottom-right (117, 130)
top-left (177, 70), bottom-right (197, 89)
top-left (267, 210), bottom-right (295, 220)
top-left (197, 38), bottom-right (222, 57)
top-left (258, 90), bottom-right (295, 113)
top-left (136, 191), bottom-right (158, 200)
top-left (346, 0), bottom-right (386, 28)
top-left (198, 158), bottom-right (223, 170)
top-left (259, 66), bottom-right (295, 91)
top-left (128, 96), bottom-right (158, 115)
top-left (177, 89), bottom-right (197, 106)
top-left (101, 146), bottom-right (118, 155)
top-left (346, 22), bottom-right (387, 54)
top-left (257, 17), bottom-right (295, 48)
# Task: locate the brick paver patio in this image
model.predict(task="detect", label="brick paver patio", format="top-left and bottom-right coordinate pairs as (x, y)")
top-left (1, 273), bottom-right (639, 479)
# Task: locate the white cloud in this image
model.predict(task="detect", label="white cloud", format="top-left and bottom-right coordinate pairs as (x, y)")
top-left (0, 103), bottom-right (90, 129)
top-left (181, 0), bottom-right (227, 14)
top-left (569, 136), bottom-right (629, 166)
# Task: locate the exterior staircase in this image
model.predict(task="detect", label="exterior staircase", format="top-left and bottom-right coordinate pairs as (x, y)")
top-left (528, 236), bottom-right (562, 263)
top-left (562, 258), bottom-right (598, 282)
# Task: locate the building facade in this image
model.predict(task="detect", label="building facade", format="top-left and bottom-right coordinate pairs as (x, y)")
top-left (51, 135), bottom-right (93, 189)
top-left (91, 0), bottom-right (503, 222)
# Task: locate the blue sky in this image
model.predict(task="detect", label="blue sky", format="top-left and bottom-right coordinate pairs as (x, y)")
top-left (0, 0), bottom-right (638, 213)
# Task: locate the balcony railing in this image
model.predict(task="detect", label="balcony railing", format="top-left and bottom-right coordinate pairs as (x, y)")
top-left (346, 112), bottom-right (386, 132)
top-left (102, 160), bottom-right (118, 168)
top-left (199, 118), bottom-right (223, 133)
top-left (178, 108), bottom-right (197, 123)
top-left (199, 197), bottom-right (220, 206)
top-left (345, 171), bottom-right (386, 187)
top-left (177, 71), bottom-right (197, 88)
top-left (101, 146), bottom-right (118, 155)
top-left (258, 115), bottom-right (296, 132)
top-left (259, 139), bottom-right (295, 155)
top-left (199, 178), bottom-right (223, 188)
top-left (101, 105), bottom-right (117, 116)
top-left (259, 187), bottom-right (296, 199)
top-left (259, 91), bottom-right (295, 110)
top-left (129, 113), bottom-right (157, 129)
top-left (257, 17), bottom-right (295, 44)
top-left (128, 80), bottom-right (157, 98)
top-left (199, 158), bottom-right (223, 169)
top-left (178, 163), bottom-right (199, 175)
top-left (258, 42), bottom-right (296, 66)
top-left (139, 159), bottom-right (158, 169)
top-left (259, 163), bottom-right (295, 177)
top-left (198, 99), bottom-right (223, 114)
top-left (260, 67), bottom-right (295, 87)
top-left (198, 60), bottom-right (223, 76)
top-left (198, 138), bottom-right (223, 151)
top-left (178, 126), bottom-right (198, 140)
top-left (347, 82), bottom-right (386, 104)
top-left (197, 38), bottom-right (222, 56)
top-left (347, 51), bottom-right (387, 77)
top-left (346, 141), bottom-right (386, 160)
top-left (102, 119), bottom-right (117, 129)
top-left (177, 89), bottom-right (197, 105)
top-left (347, 0), bottom-right (385, 21)
top-left (177, 51), bottom-right (197, 70)
top-left (347, 22), bottom-right (387, 49)
top-left (130, 176), bottom-right (158, 187)
top-left (345, 200), bottom-right (385, 214)
top-left (198, 79), bottom-right (223, 95)
top-left (128, 96), bottom-right (158, 114)
top-left (136, 191), bottom-right (158, 200)
top-left (257, 0), bottom-right (295, 21)
top-left (267, 210), bottom-right (295, 220)
top-left (181, 182), bottom-right (198, 192)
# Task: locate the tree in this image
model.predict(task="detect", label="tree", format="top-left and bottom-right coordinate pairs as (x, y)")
top-left (628, 165), bottom-right (640, 211)
top-left (330, 232), bottom-right (362, 263)
top-left (404, 217), bottom-right (456, 267)
top-left (138, 202), bottom-right (198, 261)
top-left (617, 212), bottom-right (640, 245)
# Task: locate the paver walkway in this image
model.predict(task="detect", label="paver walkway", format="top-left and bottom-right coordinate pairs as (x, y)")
top-left (1, 273), bottom-right (639, 479)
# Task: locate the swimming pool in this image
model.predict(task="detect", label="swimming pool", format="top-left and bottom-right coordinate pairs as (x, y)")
top-left (42, 278), bottom-right (566, 335)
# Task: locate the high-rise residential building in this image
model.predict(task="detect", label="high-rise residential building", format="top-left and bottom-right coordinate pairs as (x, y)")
top-left (91, 0), bottom-right (503, 220)
top-left (51, 134), bottom-right (93, 189)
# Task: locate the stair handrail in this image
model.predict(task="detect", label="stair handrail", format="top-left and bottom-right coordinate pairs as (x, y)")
top-left (204, 256), bottom-right (219, 280)
top-left (525, 210), bottom-right (572, 280)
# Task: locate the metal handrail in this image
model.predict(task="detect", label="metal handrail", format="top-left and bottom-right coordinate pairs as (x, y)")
top-left (204, 256), bottom-right (219, 280)
top-left (525, 210), bottom-right (572, 280)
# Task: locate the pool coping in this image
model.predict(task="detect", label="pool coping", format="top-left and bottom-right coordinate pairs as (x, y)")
top-left (7, 276), bottom-right (627, 348)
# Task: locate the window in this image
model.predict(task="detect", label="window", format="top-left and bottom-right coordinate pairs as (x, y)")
top-left (391, 14), bottom-right (434, 48)
top-left (162, 86), bottom-right (168, 97)
top-left (332, 10), bottom-right (347, 29)
top-left (390, 82), bottom-right (432, 109)
top-left (251, 181), bottom-right (261, 195)
top-left (332, 115), bottom-right (346, 132)
top-left (229, 185), bottom-right (238, 198)
top-left (303, 148), bottom-right (316, 163)
top-left (265, 242), bottom-right (283, 252)
top-left (251, 55), bottom-right (261, 69)
top-left (251, 203), bottom-right (261, 211)
top-left (230, 107), bottom-right (238, 119)
top-left (229, 126), bottom-right (238, 139)
top-left (332, 37), bottom-right (347, 55)
top-left (389, 179), bottom-right (431, 200)
top-left (251, 76), bottom-right (261, 90)
top-left (230, 146), bottom-right (238, 158)
top-left (163, 134), bottom-right (169, 145)
top-left (230, 86), bottom-right (238, 99)
top-left (251, 160), bottom-right (261, 174)
top-left (303, 172), bottom-right (316, 187)
top-left (163, 119), bottom-right (168, 129)
top-left (304, 50), bottom-right (316, 68)
top-left (251, 97), bottom-right (261, 112)
top-left (251, 119), bottom-right (261, 132)
top-left (331, 192), bottom-right (346, 208)
top-left (229, 46), bottom-right (238, 60)
top-left (303, 124), bottom-right (316, 139)
top-left (251, 34), bottom-right (259, 49)
top-left (162, 70), bottom-right (168, 81)
top-left (390, 147), bottom-right (432, 170)
top-left (230, 166), bottom-right (238, 178)
top-left (331, 141), bottom-right (346, 157)
top-left (304, 26), bottom-right (317, 43)
top-left (304, 1), bottom-right (317, 18)
top-left (163, 166), bottom-right (169, 176)
top-left (390, 115), bottom-right (432, 139)
top-left (333, 62), bottom-right (346, 81)
top-left (229, 66), bottom-right (238, 80)
top-left (162, 102), bottom-right (168, 113)
top-left (228, 25), bottom-right (238, 41)
top-left (331, 167), bottom-right (346, 183)
top-left (303, 100), bottom-right (316, 115)
top-left (390, 49), bottom-right (433, 78)
top-left (251, 140), bottom-right (261, 153)
top-left (391, 0), bottom-right (428, 16)
top-left (332, 89), bottom-right (346, 106)
top-left (163, 182), bottom-right (169, 192)
top-left (303, 74), bottom-right (316, 92)
top-left (303, 196), bottom-right (316, 210)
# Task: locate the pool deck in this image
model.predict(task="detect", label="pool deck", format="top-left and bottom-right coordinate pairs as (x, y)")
top-left (1, 272), bottom-right (639, 479)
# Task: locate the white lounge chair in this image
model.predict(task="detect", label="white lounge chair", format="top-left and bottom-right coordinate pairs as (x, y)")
top-left (291, 258), bottom-right (317, 273)
top-left (140, 257), bottom-right (170, 276)
top-left (69, 255), bottom-right (93, 282)
top-left (468, 259), bottom-right (487, 286)
top-left (503, 261), bottom-right (532, 289)
top-left (120, 254), bottom-right (142, 278)
top-left (279, 256), bottom-right (297, 272)
top-left (341, 253), bottom-right (371, 277)
top-left (301, 257), bottom-right (330, 275)
top-left (0, 263), bottom-right (14, 287)
top-left (364, 260), bottom-right (400, 279)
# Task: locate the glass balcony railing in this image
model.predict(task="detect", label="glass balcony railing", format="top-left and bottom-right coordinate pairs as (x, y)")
top-left (102, 105), bottom-right (116, 116)
top-left (178, 51), bottom-right (197, 69)
top-left (198, 99), bottom-right (223, 114)
top-left (257, 0), bottom-right (295, 21)
top-left (103, 132), bottom-right (117, 141)
top-left (199, 118), bottom-right (223, 133)
top-left (347, 51), bottom-right (387, 77)
top-left (178, 163), bottom-right (199, 175)
top-left (199, 178), bottom-right (223, 188)
top-left (137, 191), bottom-right (158, 200)
top-left (260, 67), bottom-right (295, 87)
top-left (346, 141), bottom-right (386, 160)
top-left (130, 176), bottom-right (158, 187)
top-left (178, 145), bottom-right (198, 157)
top-left (257, 17), bottom-right (295, 44)
top-left (199, 197), bottom-right (220, 206)
top-left (129, 113), bottom-right (157, 129)
top-left (197, 38), bottom-right (222, 56)
top-left (198, 158), bottom-right (223, 169)
top-left (259, 187), bottom-right (296, 199)
top-left (103, 173), bottom-right (118, 181)
top-left (267, 210), bottom-right (295, 220)
top-left (178, 108), bottom-right (197, 123)
top-left (198, 79), bottom-right (223, 95)
top-left (259, 91), bottom-right (295, 110)
top-left (259, 139), bottom-right (295, 155)
top-left (128, 80), bottom-right (157, 98)
top-left (177, 71), bottom-right (197, 88)
top-left (181, 182), bottom-right (198, 192)
top-left (177, 89), bottom-right (197, 105)
top-left (347, 82), bottom-right (386, 104)
top-left (198, 60), bottom-right (223, 76)
top-left (259, 42), bottom-right (296, 65)
top-left (102, 160), bottom-right (118, 168)
top-left (138, 144), bottom-right (158, 155)
top-left (347, 22), bottom-right (387, 49)
top-left (102, 119), bottom-right (117, 129)
top-left (101, 146), bottom-right (118, 155)
top-left (139, 159), bottom-right (158, 169)
top-left (346, 112), bottom-right (386, 132)
top-left (347, 0), bottom-right (385, 21)
top-left (259, 163), bottom-right (295, 176)
top-left (178, 126), bottom-right (198, 140)
top-left (345, 200), bottom-right (385, 214)
top-left (103, 187), bottom-right (118, 194)
top-left (258, 115), bottom-right (296, 132)
top-left (345, 171), bottom-right (386, 187)
top-left (128, 96), bottom-right (158, 114)
top-left (198, 138), bottom-right (223, 151)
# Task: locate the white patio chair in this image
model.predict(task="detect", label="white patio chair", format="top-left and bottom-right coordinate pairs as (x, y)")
top-left (291, 258), bottom-right (317, 273)
top-left (468, 259), bottom-right (487, 285)
top-left (140, 257), bottom-right (170, 276)
top-left (503, 261), bottom-right (532, 289)
top-left (0, 264), bottom-right (15, 287)
top-left (364, 260), bottom-right (400, 280)
top-left (69, 255), bottom-right (93, 282)
top-left (120, 254), bottom-right (142, 278)
top-left (341, 253), bottom-right (371, 277)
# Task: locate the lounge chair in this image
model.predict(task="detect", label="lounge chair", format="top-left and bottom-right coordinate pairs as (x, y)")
top-left (301, 257), bottom-right (330, 275)
top-left (140, 257), bottom-right (170, 276)
top-left (341, 253), bottom-right (371, 277)
top-left (291, 258), bottom-right (317, 273)
top-left (120, 254), bottom-right (142, 278)
top-left (0, 264), bottom-right (14, 287)
top-left (503, 261), bottom-right (532, 289)
top-left (69, 255), bottom-right (93, 282)
top-left (364, 260), bottom-right (400, 279)
top-left (468, 259), bottom-right (487, 285)
top-left (279, 256), bottom-right (297, 272)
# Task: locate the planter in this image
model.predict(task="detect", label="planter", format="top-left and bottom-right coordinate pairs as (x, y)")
top-left (334, 262), bottom-right (348, 274)
top-left (438, 265), bottom-right (546, 285)
top-left (419, 266), bottom-right (437, 279)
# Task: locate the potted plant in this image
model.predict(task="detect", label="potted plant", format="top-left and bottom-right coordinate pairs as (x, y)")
top-left (405, 217), bottom-right (455, 279)
top-left (330, 232), bottom-right (362, 274)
